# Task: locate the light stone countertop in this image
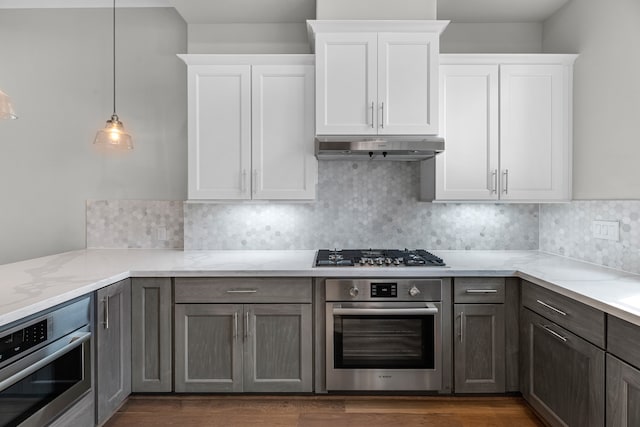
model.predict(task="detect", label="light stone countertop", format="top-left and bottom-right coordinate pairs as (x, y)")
top-left (1, 249), bottom-right (640, 328)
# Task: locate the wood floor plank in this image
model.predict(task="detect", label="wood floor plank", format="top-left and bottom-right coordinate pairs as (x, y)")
top-left (104, 395), bottom-right (544, 427)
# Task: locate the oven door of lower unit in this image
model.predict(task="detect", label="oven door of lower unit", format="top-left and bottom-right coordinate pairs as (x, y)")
top-left (0, 330), bottom-right (91, 427)
top-left (326, 302), bottom-right (442, 391)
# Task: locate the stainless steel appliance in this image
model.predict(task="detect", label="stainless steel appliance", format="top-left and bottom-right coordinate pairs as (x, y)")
top-left (0, 296), bottom-right (91, 427)
top-left (325, 278), bottom-right (443, 391)
top-left (315, 135), bottom-right (444, 161)
top-left (315, 249), bottom-right (445, 267)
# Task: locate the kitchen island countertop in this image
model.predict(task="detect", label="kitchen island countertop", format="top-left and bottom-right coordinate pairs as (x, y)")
top-left (1, 248), bottom-right (639, 327)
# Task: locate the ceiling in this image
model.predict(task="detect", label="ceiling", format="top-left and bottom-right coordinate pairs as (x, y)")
top-left (0, 0), bottom-right (571, 24)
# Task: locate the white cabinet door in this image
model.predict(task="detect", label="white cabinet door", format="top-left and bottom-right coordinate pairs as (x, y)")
top-left (252, 65), bottom-right (317, 200)
top-left (378, 33), bottom-right (439, 135)
top-left (436, 64), bottom-right (499, 200)
top-left (500, 64), bottom-right (569, 201)
top-left (315, 33), bottom-right (377, 134)
top-left (188, 65), bottom-right (251, 200)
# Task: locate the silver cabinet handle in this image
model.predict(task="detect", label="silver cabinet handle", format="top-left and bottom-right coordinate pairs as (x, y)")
top-left (491, 170), bottom-right (498, 194)
top-left (536, 299), bottom-right (567, 316)
top-left (241, 170), bottom-right (247, 193)
top-left (102, 296), bottom-right (109, 329)
top-left (466, 289), bottom-right (498, 294)
top-left (226, 289), bottom-right (258, 294)
top-left (233, 312), bottom-right (238, 342)
top-left (459, 312), bottom-right (465, 343)
top-left (370, 101), bottom-right (375, 128)
top-left (380, 102), bottom-right (385, 129)
top-left (333, 306), bottom-right (438, 316)
top-left (502, 169), bottom-right (509, 194)
top-left (540, 324), bottom-right (568, 343)
top-left (252, 169), bottom-right (258, 194)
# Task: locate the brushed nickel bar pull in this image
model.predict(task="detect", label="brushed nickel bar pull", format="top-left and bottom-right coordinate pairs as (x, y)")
top-left (536, 299), bottom-right (567, 316)
top-left (503, 169), bottom-right (509, 194)
top-left (245, 311), bottom-right (250, 339)
top-left (492, 170), bottom-right (498, 194)
top-left (466, 289), bottom-right (498, 294)
top-left (102, 296), bottom-right (109, 329)
top-left (233, 312), bottom-right (238, 341)
top-left (460, 312), bottom-right (465, 343)
top-left (226, 289), bottom-right (258, 294)
top-left (370, 101), bottom-right (374, 128)
top-left (241, 170), bottom-right (247, 193)
top-left (252, 169), bottom-right (257, 194)
top-left (380, 102), bottom-right (385, 129)
top-left (540, 324), bottom-right (568, 343)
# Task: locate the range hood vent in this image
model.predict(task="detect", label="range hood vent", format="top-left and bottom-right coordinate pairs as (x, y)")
top-left (315, 135), bottom-right (444, 161)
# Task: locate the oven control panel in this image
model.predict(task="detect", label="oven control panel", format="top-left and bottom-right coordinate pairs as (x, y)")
top-left (371, 283), bottom-right (397, 298)
top-left (0, 319), bottom-right (48, 363)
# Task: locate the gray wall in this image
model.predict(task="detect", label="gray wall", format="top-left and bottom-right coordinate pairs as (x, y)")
top-left (440, 23), bottom-right (543, 53)
top-left (543, 0), bottom-right (640, 199)
top-left (0, 8), bottom-right (187, 264)
top-left (316, 0), bottom-right (437, 19)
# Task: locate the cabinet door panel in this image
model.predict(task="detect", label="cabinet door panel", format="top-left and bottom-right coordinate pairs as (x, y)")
top-left (521, 308), bottom-right (604, 427)
top-left (378, 32), bottom-right (438, 134)
top-left (131, 278), bottom-right (172, 392)
top-left (436, 64), bottom-right (499, 200)
top-left (244, 304), bottom-right (312, 392)
top-left (454, 304), bottom-right (505, 393)
top-left (607, 354), bottom-right (640, 427)
top-left (252, 65), bottom-right (316, 200)
top-left (96, 279), bottom-right (131, 425)
top-left (315, 33), bottom-right (377, 134)
top-left (188, 65), bottom-right (251, 199)
top-left (500, 64), bottom-right (569, 201)
top-left (175, 304), bottom-right (243, 392)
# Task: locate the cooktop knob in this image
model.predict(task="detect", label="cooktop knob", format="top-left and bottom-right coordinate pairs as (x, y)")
top-left (409, 286), bottom-right (421, 297)
top-left (349, 287), bottom-right (359, 297)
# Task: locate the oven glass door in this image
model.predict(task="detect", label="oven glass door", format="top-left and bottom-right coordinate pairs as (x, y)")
top-left (332, 306), bottom-right (436, 370)
top-left (0, 331), bottom-right (91, 427)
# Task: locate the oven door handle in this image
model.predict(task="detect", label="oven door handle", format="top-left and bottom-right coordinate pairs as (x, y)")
top-left (333, 305), bottom-right (438, 316)
top-left (0, 330), bottom-right (91, 392)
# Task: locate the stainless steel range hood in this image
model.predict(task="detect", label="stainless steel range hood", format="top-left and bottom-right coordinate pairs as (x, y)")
top-left (315, 135), bottom-right (444, 161)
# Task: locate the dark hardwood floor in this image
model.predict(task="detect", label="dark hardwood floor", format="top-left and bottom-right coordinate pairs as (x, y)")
top-left (104, 395), bottom-right (544, 427)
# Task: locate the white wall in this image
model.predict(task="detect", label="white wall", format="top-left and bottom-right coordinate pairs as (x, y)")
top-left (316, 0), bottom-right (436, 19)
top-left (543, 0), bottom-right (640, 199)
top-left (440, 23), bottom-right (543, 53)
top-left (0, 8), bottom-right (187, 264)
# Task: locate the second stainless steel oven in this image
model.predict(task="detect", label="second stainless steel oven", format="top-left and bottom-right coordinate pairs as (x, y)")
top-left (325, 279), bottom-right (443, 391)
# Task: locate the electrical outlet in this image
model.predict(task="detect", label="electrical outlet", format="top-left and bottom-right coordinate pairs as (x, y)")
top-left (156, 226), bottom-right (167, 241)
top-left (592, 220), bottom-right (619, 241)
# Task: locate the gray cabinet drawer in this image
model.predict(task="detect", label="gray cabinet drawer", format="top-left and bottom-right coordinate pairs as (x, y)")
top-left (175, 278), bottom-right (312, 303)
top-left (608, 315), bottom-right (640, 369)
top-left (454, 278), bottom-right (505, 303)
top-left (521, 281), bottom-right (605, 348)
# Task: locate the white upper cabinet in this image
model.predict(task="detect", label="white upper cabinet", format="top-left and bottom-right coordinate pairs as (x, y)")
top-left (435, 54), bottom-right (577, 203)
top-left (309, 21), bottom-right (448, 136)
top-left (180, 55), bottom-right (317, 201)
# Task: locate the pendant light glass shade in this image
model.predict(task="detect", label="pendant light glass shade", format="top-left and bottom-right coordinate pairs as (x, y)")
top-left (94, 0), bottom-right (132, 150)
top-left (0, 89), bottom-right (17, 120)
top-left (94, 114), bottom-right (132, 149)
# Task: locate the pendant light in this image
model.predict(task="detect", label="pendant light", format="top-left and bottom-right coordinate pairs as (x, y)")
top-left (94, 0), bottom-right (132, 150)
top-left (0, 89), bottom-right (17, 120)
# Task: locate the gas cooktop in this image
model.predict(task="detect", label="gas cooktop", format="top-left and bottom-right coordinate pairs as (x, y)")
top-left (315, 249), bottom-right (445, 267)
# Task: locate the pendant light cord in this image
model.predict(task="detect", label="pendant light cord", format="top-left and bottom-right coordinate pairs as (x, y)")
top-left (112, 0), bottom-right (117, 116)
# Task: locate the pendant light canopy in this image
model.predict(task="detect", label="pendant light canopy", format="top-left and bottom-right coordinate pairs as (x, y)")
top-left (94, 0), bottom-right (132, 150)
top-left (0, 89), bottom-right (17, 120)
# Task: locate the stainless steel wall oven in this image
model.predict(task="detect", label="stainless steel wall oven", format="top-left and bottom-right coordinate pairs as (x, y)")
top-left (325, 279), bottom-right (444, 391)
top-left (0, 296), bottom-right (91, 427)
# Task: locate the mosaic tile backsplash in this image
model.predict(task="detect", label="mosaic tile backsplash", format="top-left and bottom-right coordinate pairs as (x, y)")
top-left (184, 162), bottom-right (540, 250)
top-left (540, 201), bottom-right (640, 274)
top-left (86, 200), bottom-right (184, 249)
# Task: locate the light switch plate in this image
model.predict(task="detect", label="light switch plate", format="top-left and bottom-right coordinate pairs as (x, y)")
top-left (592, 220), bottom-right (620, 241)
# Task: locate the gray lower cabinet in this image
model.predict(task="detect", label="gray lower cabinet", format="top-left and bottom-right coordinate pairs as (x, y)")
top-left (95, 279), bottom-right (132, 425)
top-left (607, 354), bottom-right (640, 427)
top-left (131, 278), bottom-right (173, 392)
top-left (520, 307), bottom-right (604, 427)
top-left (454, 303), bottom-right (505, 393)
top-left (174, 303), bottom-right (312, 393)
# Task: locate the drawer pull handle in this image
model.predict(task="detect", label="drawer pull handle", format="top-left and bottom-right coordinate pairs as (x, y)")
top-left (540, 324), bottom-right (568, 343)
top-left (226, 289), bottom-right (258, 294)
top-left (465, 289), bottom-right (498, 294)
top-left (536, 299), bottom-right (567, 316)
